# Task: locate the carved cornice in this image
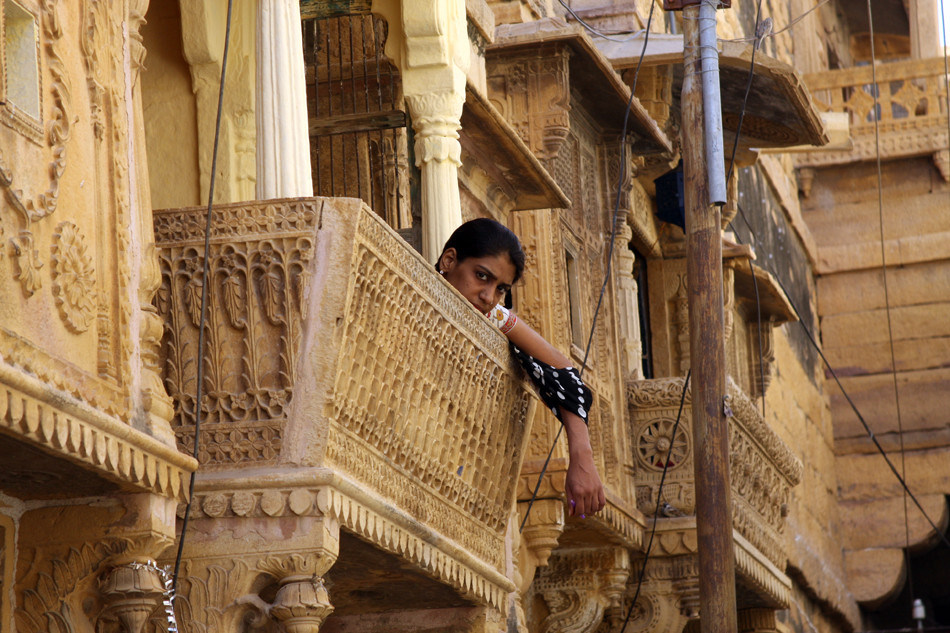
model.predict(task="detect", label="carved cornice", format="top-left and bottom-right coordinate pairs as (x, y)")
top-left (189, 472), bottom-right (515, 611)
top-left (0, 362), bottom-right (195, 501)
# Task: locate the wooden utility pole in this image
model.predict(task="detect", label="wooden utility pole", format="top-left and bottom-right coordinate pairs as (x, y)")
top-left (680, 2), bottom-right (738, 632)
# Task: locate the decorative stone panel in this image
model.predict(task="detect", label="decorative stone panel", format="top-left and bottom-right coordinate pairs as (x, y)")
top-left (626, 376), bottom-right (803, 573)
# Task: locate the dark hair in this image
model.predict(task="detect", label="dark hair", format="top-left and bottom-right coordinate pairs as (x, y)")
top-left (438, 218), bottom-right (526, 284)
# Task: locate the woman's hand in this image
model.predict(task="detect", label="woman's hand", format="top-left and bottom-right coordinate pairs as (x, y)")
top-left (562, 410), bottom-right (606, 517)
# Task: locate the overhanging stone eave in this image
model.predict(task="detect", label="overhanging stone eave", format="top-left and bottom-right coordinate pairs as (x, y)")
top-left (594, 35), bottom-right (829, 150)
top-left (461, 81), bottom-right (571, 211)
top-left (489, 18), bottom-right (672, 155)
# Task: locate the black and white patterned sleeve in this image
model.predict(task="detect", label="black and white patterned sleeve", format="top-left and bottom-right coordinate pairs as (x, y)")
top-left (511, 345), bottom-right (592, 424)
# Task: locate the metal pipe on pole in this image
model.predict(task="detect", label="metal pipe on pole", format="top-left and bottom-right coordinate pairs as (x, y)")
top-left (681, 2), bottom-right (738, 632)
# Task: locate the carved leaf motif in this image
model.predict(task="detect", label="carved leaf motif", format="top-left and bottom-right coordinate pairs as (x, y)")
top-left (260, 270), bottom-right (285, 326)
top-left (10, 231), bottom-right (44, 297)
top-left (221, 274), bottom-right (246, 329)
top-left (183, 277), bottom-right (203, 328)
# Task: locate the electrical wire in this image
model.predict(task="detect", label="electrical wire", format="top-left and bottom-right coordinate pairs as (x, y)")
top-left (865, 0), bottom-right (916, 602)
top-left (719, 0), bottom-right (831, 43)
top-left (619, 371), bottom-right (690, 633)
top-left (731, 203), bottom-right (950, 551)
top-left (519, 0), bottom-right (660, 534)
top-left (171, 0), bottom-right (235, 595)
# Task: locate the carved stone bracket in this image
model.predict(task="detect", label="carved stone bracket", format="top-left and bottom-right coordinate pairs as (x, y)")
top-left (519, 498), bottom-right (565, 569)
top-left (259, 554), bottom-right (336, 633)
top-left (486, 44), bottom-right (572, 161)
top-left (98, 563), bottom-right (168, 633)
top-left (535, 548), bottom-right (630, 633)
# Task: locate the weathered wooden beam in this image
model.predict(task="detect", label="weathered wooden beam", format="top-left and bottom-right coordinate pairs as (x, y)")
top-left (309, 110), bottom-right (406, 137)
top-left (300, 0), bottom-right (372, 20)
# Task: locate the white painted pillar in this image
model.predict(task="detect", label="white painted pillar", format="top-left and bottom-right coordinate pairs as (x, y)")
top-left (256, 0), bottom-right (313, 199)
top-left (400, 0), bottom-right (469, 261)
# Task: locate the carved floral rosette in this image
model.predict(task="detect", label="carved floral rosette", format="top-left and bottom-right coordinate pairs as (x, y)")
top-left (626, 376), bottom-right (803, 569)
top-left (154, 200), bottom-right (318, 467)
top-left (51, 221), bottom-right (97, 332)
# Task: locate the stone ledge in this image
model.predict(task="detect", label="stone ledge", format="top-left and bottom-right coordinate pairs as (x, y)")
top-left (0, 361), bottom-right (196, 501)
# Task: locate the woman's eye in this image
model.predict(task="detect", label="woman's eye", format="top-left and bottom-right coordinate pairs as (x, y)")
top-left (476, 272), bottom-right (488, 281)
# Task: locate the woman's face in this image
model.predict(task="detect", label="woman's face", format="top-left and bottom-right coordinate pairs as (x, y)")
top-left (439, 248), bottom-right (516, 315)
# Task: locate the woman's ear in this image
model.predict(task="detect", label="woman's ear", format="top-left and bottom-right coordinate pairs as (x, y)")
top-left (439, 248), bottom-right (458, 273)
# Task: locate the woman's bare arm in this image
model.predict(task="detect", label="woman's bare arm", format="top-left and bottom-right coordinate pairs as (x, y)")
top-left (503, 315), bottom-right (606, 516)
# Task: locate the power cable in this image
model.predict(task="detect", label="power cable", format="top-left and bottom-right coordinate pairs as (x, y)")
top-left (171, 0), bottom-right (236, 596)
top-left (619, 371), bottom-right (690, 633)
top-left (731, 203), bottom-right (950, 551)
top-left (865, 0), bottom-right (916, 602)
top-left (519, 0), bottom-right (660, 535)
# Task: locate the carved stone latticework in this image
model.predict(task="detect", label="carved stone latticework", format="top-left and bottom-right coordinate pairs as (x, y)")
top-left (799, 56), bottom-right (950, 168)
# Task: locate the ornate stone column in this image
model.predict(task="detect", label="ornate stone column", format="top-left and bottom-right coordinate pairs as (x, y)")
top-left (98, 563), bottom-right (168, 633)
top-left (256, 0), bottom-right (313, 199)
top-left (400, 0), bottom-right (470, 260)
top-left (259, 554), bottom-right (336, 633)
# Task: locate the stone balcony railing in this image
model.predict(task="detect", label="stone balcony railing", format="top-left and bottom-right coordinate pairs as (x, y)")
top-left (797, 56), bottom-right (950, 170)
top-left (153, 197), bottom-right (536, 625)
top-left (627, 376), bottom-right (803, 608)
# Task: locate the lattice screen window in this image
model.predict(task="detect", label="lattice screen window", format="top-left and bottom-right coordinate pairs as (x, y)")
top-left (565, 247), bottom-right (585, 350)
top-left (1, 0), bottom-right (41, 120)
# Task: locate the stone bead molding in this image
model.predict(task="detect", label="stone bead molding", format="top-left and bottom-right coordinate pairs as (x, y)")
top-left (626, 376), bottom-right (803, 570)
top-left (187, 478), bottom-right (515, 611)
top-left (0, 363), bottom-right (196, 501)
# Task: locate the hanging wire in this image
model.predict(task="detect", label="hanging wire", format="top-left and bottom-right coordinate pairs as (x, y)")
top-left (619, 371), bottom-right (690, 633)
top-left (864, 0), bottom-right (917, 603)
top-left (719, 0), bottom-right (831, 43)
top-left (519, 0), bottom-right (660, 535)
top-left (732, 203), bottom-right (950, 551)
top-left (172, 0), bottom-right (236, 595)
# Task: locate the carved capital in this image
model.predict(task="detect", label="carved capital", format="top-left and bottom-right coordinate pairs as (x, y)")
top-left (535, 548), bottom-right (630, 633)
top-left (98, 562), bottom-right (168, 633)
top-left (518, 499), bottom-right (565, 568)
top-left (405, 91), bottom-right (465, 139)
top-left (259, 554), bottom-right (336, 633)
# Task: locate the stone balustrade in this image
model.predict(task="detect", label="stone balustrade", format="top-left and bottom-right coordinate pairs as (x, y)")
top-left (627, 376), bottom-right (803, 607)
top-left (153, 197), bottom-right (536, 621)
top-left (798, 56), bottom-right (950, 169)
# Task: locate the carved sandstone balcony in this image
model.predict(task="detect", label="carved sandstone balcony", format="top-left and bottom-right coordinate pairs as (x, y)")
top-left (797, 57), bottom-right (950, 172)
top-left (153, 198), bottom-right (536, 629)
top-left (626, 376), bottom-right (803, 613)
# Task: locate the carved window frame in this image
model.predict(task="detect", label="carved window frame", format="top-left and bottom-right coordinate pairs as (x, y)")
top-left (0, 0), bottom-right (43, 141)
top-left (564, 240), bottom-right (586, 355)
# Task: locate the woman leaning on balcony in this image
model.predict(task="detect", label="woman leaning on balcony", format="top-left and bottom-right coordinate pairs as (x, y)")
top-left (437, 218), bottom-right (606, 518)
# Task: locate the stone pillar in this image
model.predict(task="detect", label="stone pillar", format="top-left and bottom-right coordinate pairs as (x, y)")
top-left (399, 0), bottom-right (470, 261)
top-left (259, 554), bottom-right (336, 633)
top-left (256, 0), bottom-right (314, 199)
top-left (99, 563), bottom-right (168, 633)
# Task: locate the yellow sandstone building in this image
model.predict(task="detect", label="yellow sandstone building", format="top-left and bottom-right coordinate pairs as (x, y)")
top-left (0, 0), bottom-right (948, 632)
